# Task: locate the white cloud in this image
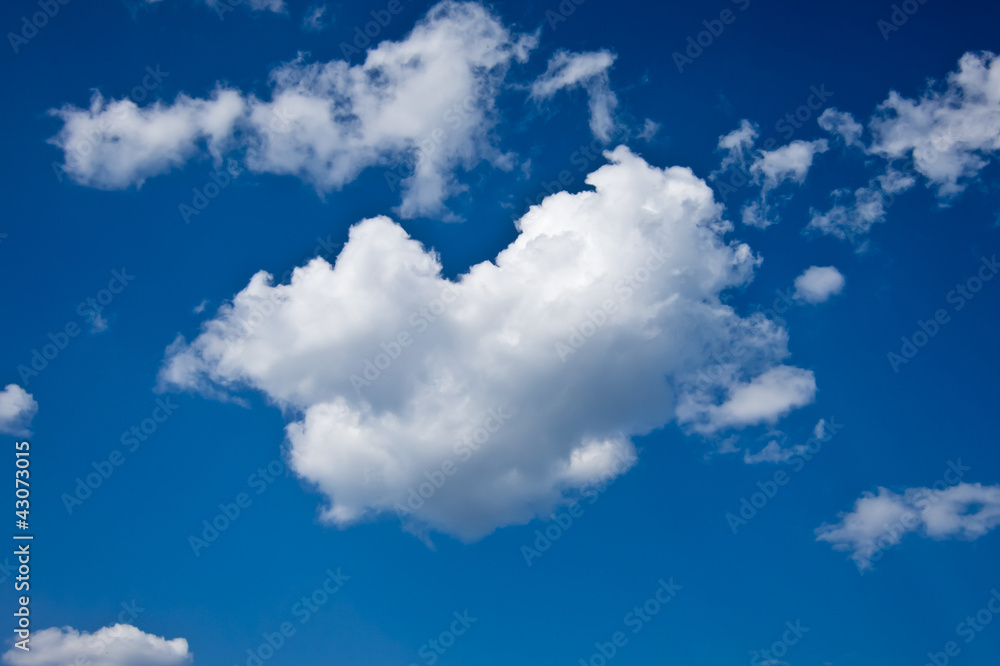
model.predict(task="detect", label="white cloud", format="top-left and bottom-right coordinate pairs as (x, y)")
top-left (741, 139), bottom-right (828, 229)
top-left (49, 89), bottom-right (245, 189)
top-left (158, 146), bottom-right (814, 540)
top-left (681, 365), bottom-right (816, 435)
top-left (2, 624), bottom-right (192, 666)
top-left (301, 3), bottom-right (328, 30)
top-left (793, 266), bottom-right (845, 304)
top-left (51, 1), bottom-right (538, 220)
top-left (0, 385), bottom-right (38, 436)
top-left (751, 139), bottom-right (829, 190)
top-left (743, 439), bottom-right (807, 464)
top-left (817, 483), bottom-right (1000, 569)
top-left (714, 119), bottom-right (758, 174)
top-left (817, 108), bottom-right (863, 147)
top-left (868, 51), bottom-right (1000, 197)
top-left (637, 118), bottom-right (660, 142)
top-left (531, 50), bottom-right (619, 142)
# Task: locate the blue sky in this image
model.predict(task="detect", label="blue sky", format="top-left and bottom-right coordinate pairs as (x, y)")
top-left (2, 0), bottom-right (1000, 664)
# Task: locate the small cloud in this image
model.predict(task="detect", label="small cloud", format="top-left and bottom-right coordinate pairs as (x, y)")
top-left (0, 384), bottom-right (38, 436)
top-left (90, 312), bottom-right (109, 333)
top-left (793, 266), bottom-right (845, 304)
top-left (637, 118), bottom-right (660, 141)
top-left (302, 3), bottom-right (329, 31)
top-left (193, 299), bottom-right (209, 314)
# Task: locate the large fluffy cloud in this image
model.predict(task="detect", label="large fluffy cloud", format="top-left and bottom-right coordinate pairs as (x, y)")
top-left (2, 624), bottom-right (192, 666)
top-left (158, 147), bottom-right (815, 540)
top-left (0, 384), bottom-right (38, 436)
top-left (49, 1), bottom-right (539, 219)
top-left (816, 482), bottom-right (1000, 570)
top-left (530, 50), bottom-right (619, 142)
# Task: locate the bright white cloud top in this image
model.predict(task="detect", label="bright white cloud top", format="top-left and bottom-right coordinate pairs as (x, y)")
top-left (49, 1), bottom-right (538, 219)
top-left (158, 146), bottom-right (816, 540)
top-left (816, 481), bottom-right (1000, 570)
top-left (1, 624), bottom-right (192, 666)
top-left (0, 384), bottom-right (38, 436)
top-left (793, 266), bottom-right (845, 304)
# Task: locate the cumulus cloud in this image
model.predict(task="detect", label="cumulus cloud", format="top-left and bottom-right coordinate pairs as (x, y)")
top-left (2, 624), bottom-right (192, 666)
top-left (817, 108), bottom-right (863, 147)
top-left (817, 482), bottom-right (1000, 570)
top-left (158, 147), bottom-right (815, 540)
top-left (681, 365), bottom-right (816, 435)
top-left (741, 139), bottom-right (828, 229)
top-left (0, 385), bottom-right (38, 436)
top-left (50, 1), bottom-right (538, 219)
top-left (793, 266), bottom-right (845, 304)
top-left (531, 50), bottom-right (619, 142)
top-left (751, 139), bottom-right (829, 191)
top-left (868, 51), bottom-right (1000, 197)
top-left (49, 89), bottom-right (245, 189)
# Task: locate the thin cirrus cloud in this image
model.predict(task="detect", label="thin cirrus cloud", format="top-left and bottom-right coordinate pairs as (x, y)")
top-left (0, 384), bottom-right (38, 437)
top-left (49, 1), bottom-right (540, 220)
top-left (157, 146), bottom-right (817, 541)
top-left (529, 49), bottom-right (620, 142)
top-left (1, 624), bottom-right (192, 666)
top-left (816, 483), bottom-right (1000, 570)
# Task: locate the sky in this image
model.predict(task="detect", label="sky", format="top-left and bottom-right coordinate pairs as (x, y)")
top-left (2, 0), bottom-right (1000, 664)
